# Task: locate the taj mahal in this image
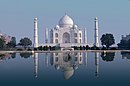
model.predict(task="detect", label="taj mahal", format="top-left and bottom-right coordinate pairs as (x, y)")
top-left (33, 14), bottom-right (99, 48)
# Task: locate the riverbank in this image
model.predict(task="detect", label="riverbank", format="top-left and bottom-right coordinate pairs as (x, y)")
top-left (0, 50), bottom-right (130, 54)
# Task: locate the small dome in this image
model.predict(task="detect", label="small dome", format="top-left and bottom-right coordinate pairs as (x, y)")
top-left (59, 14), bottom-right (74, 27)
top-left (56, 25), bottom-right (59, 29)
top-left (55, 65), bottom-right (60, 70)
top-left (74, 25), bottom-right (78, 29)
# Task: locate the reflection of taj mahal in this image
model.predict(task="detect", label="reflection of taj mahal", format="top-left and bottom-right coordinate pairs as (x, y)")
top-left (33, 14), bottom-right (99, 48)
top-left (34, 52), bottom-right (99, 79)
top-left (50, 52), bottom-right (83, 79)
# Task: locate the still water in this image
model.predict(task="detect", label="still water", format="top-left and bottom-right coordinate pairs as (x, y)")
top-left (0, 51), bottom-right (130, 86)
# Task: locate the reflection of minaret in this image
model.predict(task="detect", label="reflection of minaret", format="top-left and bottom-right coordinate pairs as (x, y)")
top-left (85, 53), bottom-right (88, 66)
top-left (45, 53), bottom-right (49, 66)
top-left (45, 28), bottom-right (48, 43)
top-left (34, 18), bottom-right (38, 48)
top-left (95, 52), bottom-right (99, 77)
top-left (84, 28), bottom-right (87, 44)
top-left (83, 52), bottom-right (88, 66)
top-left (34, 53), bottom-right (38, 78)
top-left (94, 17), bottom-right (99, 47)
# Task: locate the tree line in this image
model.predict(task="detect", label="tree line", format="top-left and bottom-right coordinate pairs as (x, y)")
top-left (0, 33), bottom-right (129, 50)
top-left (0, 37), bottom-right (32, 50)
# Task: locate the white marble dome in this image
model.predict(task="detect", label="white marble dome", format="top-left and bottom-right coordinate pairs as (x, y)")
top-left (59, 14), bottom-right (74, 27)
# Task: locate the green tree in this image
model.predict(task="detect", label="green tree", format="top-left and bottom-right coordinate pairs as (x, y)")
top-left (7, 37), bottom-right (16, 48)
top-left (86, 45), bottom-right (90, 50)
top-left (100, 33), bottom-right (115, 49)
top-left (49, 46), bottom-right (52, 50)
top-left (0, 37), bottom-right (6, 49)
top-left (38, 46), bottom-right (43, 51)
top-left (80, 46), bottom-right (82, 50)
top-left (19, 37), bottom-right (32, 49)
top-left (117, 39), bottom-right (130, 49)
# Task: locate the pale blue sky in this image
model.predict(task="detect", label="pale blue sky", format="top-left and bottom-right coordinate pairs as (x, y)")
top-left (0, 0), bottom-right (130, 45)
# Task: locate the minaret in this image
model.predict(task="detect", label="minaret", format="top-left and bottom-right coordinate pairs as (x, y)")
top-left (45, 28), bottom-right (48, 43)
top-left (95, 52), bottom-right (99, 78)
top-left (34, 53), bottom-right (38, 78)
top-left (84, 28), bottom-right (87, 44)
top-left (94, 17), bottom-right (99, 47)
top-left (34, 18), bottom-right (38, 48)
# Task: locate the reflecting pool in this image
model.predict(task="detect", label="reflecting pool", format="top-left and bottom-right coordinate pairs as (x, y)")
top-left (0, 51), bottom-right (130, 86)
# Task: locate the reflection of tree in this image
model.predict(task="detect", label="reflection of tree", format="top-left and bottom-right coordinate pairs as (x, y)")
top-left (101, 52), bottom-right (115, 62)
top-left (121, 51), bottom-right (130, 59)
top-left (11, 53), bottom-right (16, 58)
top-left (0, 53), bottom-right (16, 61)
top-left (20, 53), bottom-right (32, 58)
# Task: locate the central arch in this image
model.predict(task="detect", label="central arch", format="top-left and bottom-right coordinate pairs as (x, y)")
top-left (62, 32), bottom-right (70, 43)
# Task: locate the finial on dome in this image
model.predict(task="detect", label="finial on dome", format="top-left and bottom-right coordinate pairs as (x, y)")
top-left (95, 17), bottom-right (98, 20)
top-left (34, 18), bottom-right (37, 21)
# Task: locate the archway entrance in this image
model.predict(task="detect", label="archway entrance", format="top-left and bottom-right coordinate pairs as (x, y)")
top-left (62, 32), bottom-right (70, 43)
